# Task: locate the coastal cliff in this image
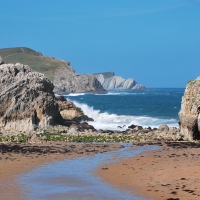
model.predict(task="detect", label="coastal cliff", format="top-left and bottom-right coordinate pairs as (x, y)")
top-left (0, 61), bottom-right (60, 132)
top-left (94, 72), bottom-right (145, 90)
top-left (0, 47), bottom-right (106, 94)
top-left (0, 59), bottom-right (94, 134)
top-left (179, 78), bottom-right (200, 140)
top-left (53, 65), bottom-right (106, 94)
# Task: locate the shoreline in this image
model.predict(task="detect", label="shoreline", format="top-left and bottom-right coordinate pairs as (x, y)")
top-left (97, 141), bottom-right (200, 200)
top-left (0, 142), bottom-right (121, 200)
top-left (2, 141), bottom-right (200, 200)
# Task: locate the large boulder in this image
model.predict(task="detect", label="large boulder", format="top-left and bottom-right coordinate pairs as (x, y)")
top-left (179, 78), bottom-right (200, 140)
top-left (56, 96), bottom-right (93, 122)
top-left (0, 56), bottom-right (4, 65)
top-left (0, 63), bottom-right (60, 132)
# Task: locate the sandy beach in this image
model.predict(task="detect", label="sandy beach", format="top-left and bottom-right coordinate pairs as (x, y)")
top-left (2, 141), bottom-right (200, 200)
top-left (97, 142), bottom-right (200, 200)
top-left (0, 142), bottom-right (121, 200)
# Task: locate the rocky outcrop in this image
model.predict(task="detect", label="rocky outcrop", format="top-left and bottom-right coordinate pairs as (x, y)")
top-left (56, 96), bottom-right (93, 122)
top-left (0, 63), bottom-right (61, 132)
top-left (94, 72), bottom-right (145, 90)
top-left (0, 57), bottom-right (4, 65)
top-left (53, 64), bottom-right (107, 94)
top-left (179, 78), bottom-right (200, 140)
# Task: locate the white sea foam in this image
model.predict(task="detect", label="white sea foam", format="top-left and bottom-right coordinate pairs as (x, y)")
top-left (65, 93), bottom-right (86, 96)
top-left (95, 92), bottom-right (146, 96)
top-left (70, 100), bottom-right (178, 130)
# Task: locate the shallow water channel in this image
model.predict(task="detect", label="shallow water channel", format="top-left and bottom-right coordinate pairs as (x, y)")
top-left (19, 144), bottom-right (159, 200)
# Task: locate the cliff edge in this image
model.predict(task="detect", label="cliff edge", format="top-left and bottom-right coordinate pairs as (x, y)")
top-left (179, 78), bottom-right (200, 140)
top-left (0, 47), bottom-right (106, 94)
top-left (94, 72), bottom-right (145, 90)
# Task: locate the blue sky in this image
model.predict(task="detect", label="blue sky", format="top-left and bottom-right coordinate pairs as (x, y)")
top-left (1, 0), bottom-right (200, 88)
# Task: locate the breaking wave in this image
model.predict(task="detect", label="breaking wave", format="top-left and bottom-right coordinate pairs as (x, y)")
top-left (70, 100), bottom-right (178, 130)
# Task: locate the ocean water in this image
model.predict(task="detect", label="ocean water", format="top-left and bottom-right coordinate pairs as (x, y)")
top-left (64, 88), bottom-right (184, 130)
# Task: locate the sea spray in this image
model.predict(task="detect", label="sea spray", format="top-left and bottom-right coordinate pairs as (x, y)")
top-left (68, 100), bottom-right (178, 130)
top-left (64, 89), bottom-right (183, 130)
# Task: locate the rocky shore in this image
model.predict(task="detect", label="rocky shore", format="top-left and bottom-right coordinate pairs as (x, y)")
top-left (0, 58), bottom-right (185, 144)
top-left (1, 58), bottom-right (200, 200)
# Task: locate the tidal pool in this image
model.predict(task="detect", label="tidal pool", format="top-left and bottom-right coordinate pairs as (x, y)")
top-left (18, 144), bottom-right (159, 200)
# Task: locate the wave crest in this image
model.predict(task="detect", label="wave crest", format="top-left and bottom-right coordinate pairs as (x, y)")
top-left (70, 100), bottom-right (178, 130)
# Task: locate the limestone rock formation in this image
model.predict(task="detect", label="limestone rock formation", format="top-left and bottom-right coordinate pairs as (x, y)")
top-left (0, 57), bottom-right (4, 64)
top-left (53, 64), bottom-right (107, 94)
top-left (94, 72), bottom-right (145, 90)
top-left (179, 78), bottom-right (200, 140)
top-left (56, 96), bottom-right (93, 122)
top-left (0, 62), bottom-right (60, 132)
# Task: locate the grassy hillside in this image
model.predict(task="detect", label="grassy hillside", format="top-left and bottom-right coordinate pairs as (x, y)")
top-left (0, 47), bottom-right (68, 80)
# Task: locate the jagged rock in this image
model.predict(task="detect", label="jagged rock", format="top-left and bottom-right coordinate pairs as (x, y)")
top-left (55, 95), bottom-right (66, 101)
top-left (179, 78), bottom-right (200, 140)
top-left (79, 122), bottom-right (95, 130)
top-left (158, 124), bottom-right (169, 132)
top-left (133, 126), bottom-right (143, 131)
top-left (0, 56), bottom-right (4, 65)
top-left (132, 84), bottom-right (146, 90)
top-left (27, 133), bottom-right (42, 143)
top-left (128, 124), bottom-right (137, 129)
top-left (56, 96), bottom-right (93, 122)
top-left (94, 72), bottom-right (145, 90)
top-left (0, 63), bottom-right (60, 133)
top-left (53, 64), bottom-right (107, 94)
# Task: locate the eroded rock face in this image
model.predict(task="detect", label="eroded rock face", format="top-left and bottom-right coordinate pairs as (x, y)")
top-left (0, 57), bottom-right (4, 65)
top-left (179, 78), bottom-right (200, 140)
top-left (94, 73), bottom-right (145, 90)
top-left (56, 96), bottom-right (93, 122)
top-left (0, 63), bottom-right (60, 132)
top-left (53, 64), bottom-right (107, 94)
top-left (57, 97), bottom-right (83, 121)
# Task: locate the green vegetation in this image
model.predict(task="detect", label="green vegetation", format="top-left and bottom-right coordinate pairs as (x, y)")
top-left (0, 47), bottom-right (68, 80)
top-left (38, 133), bottom-right (157, 143)
top-left (187, 80), bottom-right (195, 85)
top-left (0, 134), bottom-right (27, 143)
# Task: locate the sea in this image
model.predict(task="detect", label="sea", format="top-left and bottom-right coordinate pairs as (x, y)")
top-left (64, 88), bottom-right (185, 131)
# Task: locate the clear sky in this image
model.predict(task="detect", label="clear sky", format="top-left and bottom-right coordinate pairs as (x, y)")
top-left (1, 0), bottom-right (200, 88)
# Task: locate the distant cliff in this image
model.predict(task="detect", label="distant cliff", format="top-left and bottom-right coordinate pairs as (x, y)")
top-left (94, 72), bottom-right (145, 90)
top-left (0, 47), bottom-right (107, 94)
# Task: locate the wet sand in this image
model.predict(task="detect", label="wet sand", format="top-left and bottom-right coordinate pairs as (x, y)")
top-left (97, 142), bottom-right (200, 200)
top-left (0, 142), bottom-right (121, 200)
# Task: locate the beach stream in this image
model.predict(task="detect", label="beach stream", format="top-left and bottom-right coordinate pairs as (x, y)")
top-left (18, 144), bottom-right (159, 200)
